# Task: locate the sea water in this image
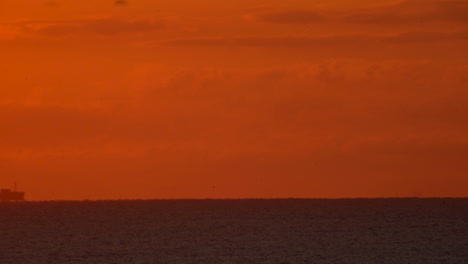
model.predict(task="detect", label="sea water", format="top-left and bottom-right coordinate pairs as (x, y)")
top-left (0, 199), bottom-right (466, 263)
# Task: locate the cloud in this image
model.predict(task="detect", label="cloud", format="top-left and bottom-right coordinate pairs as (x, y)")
top-left (2, 60), bottom-right (466, 151)
top-left (385, 30), bottom-right (468, 43)
top-left (161, 31), bottom-right (468, 47)
top-left (3, 18), bottom-right (165, 36)
top-left (114, 0), bottom-right (128, 6)
top-left (248, 10), bottom-right (325, 24)
top-left (83, 18), bottom-right (163, 35)
top-left (2, 60), bottom-right (467, 198)
top-left (0, 105), bottom-right (111, 149)
top-left (0, 0), bottom-right (467, 199)
top-left (343, 0), bottom-right (468, 24)
top-left (44, 1), bottom-right (58, 7)
top-left (246, 0), bottom-right (468, 26)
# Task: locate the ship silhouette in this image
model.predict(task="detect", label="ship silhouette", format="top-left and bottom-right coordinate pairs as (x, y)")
top-left (0, 183), bottom-right (25, 202)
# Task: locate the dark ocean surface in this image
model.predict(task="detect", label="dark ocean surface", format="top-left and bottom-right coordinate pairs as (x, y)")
top-left (0, 199), bottom-right (467, 264)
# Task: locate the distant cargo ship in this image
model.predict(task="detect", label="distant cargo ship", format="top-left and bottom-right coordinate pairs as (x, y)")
top-left (0, 184), bottom-right (25, 202)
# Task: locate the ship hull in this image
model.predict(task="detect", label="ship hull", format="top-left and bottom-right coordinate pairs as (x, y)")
top-left (0, 190), bottom-right (25, 202)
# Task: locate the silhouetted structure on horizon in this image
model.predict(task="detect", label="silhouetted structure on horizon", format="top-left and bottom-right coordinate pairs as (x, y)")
top-left (0, 184), bottom-right (25, 202)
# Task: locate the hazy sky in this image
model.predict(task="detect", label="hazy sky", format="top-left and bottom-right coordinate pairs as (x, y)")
top-left (1, 0), bottom-right (467, 200)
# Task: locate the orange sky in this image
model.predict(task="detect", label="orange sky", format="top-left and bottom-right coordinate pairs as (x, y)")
top-left (1, 0), bottom-right (467, 200)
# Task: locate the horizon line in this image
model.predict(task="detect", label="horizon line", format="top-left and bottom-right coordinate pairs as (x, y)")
top-left (7, 197), bottom-right (468, 202)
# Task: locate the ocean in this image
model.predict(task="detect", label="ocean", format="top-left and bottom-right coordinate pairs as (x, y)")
top-left (0, 199), bottom-right (466, 263)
